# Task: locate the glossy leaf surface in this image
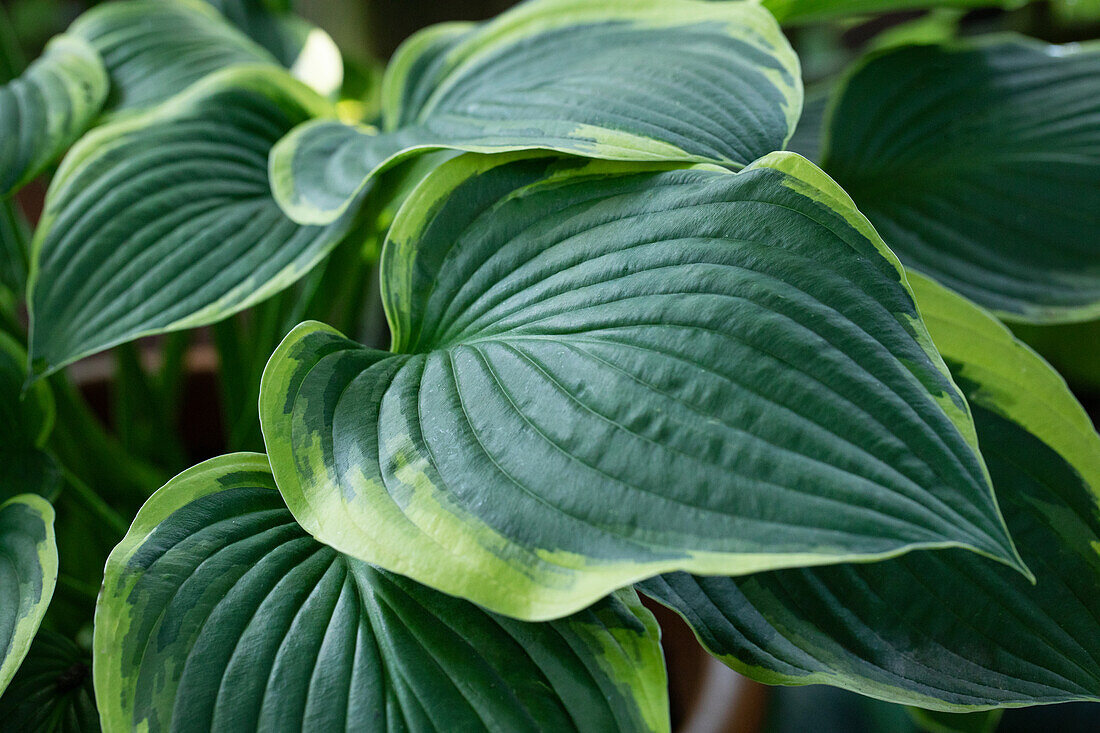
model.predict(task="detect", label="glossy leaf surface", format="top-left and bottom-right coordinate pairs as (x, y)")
top-left (823, 38), bottom-right (1100, 323)
top-left (269, 0), bottom-right (802, 224)
top-left (94, 454), bottom-right (668, 733)
top-left (70, 0), bottom-right (277, 112)
top-left (260, 151), bottom-right (1024, 621)
top-left (0, 35), bottom-right (107, 195)
top-left (641, 272), bottom-right (1100, 710)
top-left (27, 67), bottom-right (357, 377)
top-left (0, 495), bottom-right (58, 694)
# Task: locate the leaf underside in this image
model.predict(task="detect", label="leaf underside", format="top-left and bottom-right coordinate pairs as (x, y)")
top-left (0, 630), bottom-right (99, 732)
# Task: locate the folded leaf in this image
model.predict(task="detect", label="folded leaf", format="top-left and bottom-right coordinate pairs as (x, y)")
top-left (0, 630), bottom-right (98, 732)
top-left (94, 454), bottom-right (669, 733)
top-left (0, 495), bottom-right (58, 695)
top-left (640, 271), bottom-right (1100, 709)
top-left (822, 37), bottom-right (1100, 323)
top-left (269, 0), bottom-right (801, 224)
top-left (27, 66), bottom-right (358, 377)
top-left (70, 0), bottom-right (277, 112)
top-left (260, 150), bottom-right (1025, 621)
top-left (0, 35), bottom-right (108, 196)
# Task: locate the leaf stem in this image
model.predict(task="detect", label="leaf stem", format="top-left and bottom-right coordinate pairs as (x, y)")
top-left (61, 467), bottom-right (129, 537)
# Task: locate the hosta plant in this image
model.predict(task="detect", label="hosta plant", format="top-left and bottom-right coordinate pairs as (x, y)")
top-left (1, 0), bottom-right (1098, 730)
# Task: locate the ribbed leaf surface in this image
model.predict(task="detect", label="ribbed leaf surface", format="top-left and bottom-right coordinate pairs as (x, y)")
top-left (260, 151), bottom-right (1024, 621)
top-left (27, 67), bottom-right (357, 377)
top-left (823, 38), bottom-right (1100, 322)
top-left (94, 454), bottom-right (669, 733)
top-left (640, 272), bottom-right (1100, 709)
top-left (70, 0), bottom-right (277, 112)
top-left (0, 631), bottom-right (98, 732)
top-left (269, 0), bottom-right (801, 224)
top-left (0, 35), bottom-right (107, 195)
top-left (0, 495), bottom-right (57, 694)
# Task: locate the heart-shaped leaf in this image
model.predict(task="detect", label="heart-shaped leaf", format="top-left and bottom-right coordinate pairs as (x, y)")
top-left (0, 34), bottom-right (108, 196)
top-left (269, 0), bottom-right (802, 225)
top-left (822, 37), bottom-right (1100, 323)
top-left (94, 453), bottom-right (669, 733)
top-left (0, 494), bottom-right (58, 694)
top-left (260, 150), bottom-right (1026, 621)
top-left (70, 0), bottom-right (277, 113)
top-left (27, 66), bottom-right (358, 377)
top-left (0, 631), bottom-right (98, 732)
top-left (640, 271), bottom-right (1100, 709)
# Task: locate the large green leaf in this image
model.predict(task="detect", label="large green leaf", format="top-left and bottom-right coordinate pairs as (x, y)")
top-left (640, 271), bottom-right (1100, 710)
top-left (760, 0), bottom-right (1019, 25)
top-left (269, 0), bottom-right (802, 225)
top-left (0, 333), bottom-right (59, 501)
top-left (260, 150), bottom-right (1025, 621)
top-left (0, 630), bottom-right (98, 732)
top-left (0, 494), bottom-right (58, 694)
top-left (94, 453), bottom-right (669, 733)
top-left (201, 0), bottom-right (344, 96)
top-left (822, 37), bottom-right (1100, 323)
top-left (0, 34), bottom-right (108, 196)
top-left (69, 0), bottom-right (278, 113)
top-left (26, 66), bottom-right (358, 378)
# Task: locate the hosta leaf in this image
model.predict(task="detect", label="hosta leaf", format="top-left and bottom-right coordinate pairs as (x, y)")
top-left (0, 631), bottom-right (98, 732)
top-left (822, 37), bottom-right (1100, 323)
top-left (260, 150), bottom-right (1025, 622)
top-left (0, 35), bottom-right (108, 196)
top-left (0, 494), bottom-right (58, 694)
top-left (94, 453), bottom-right (669, 733)
top-left (639, 271), bottom-right (1100, 710)
top-left (760, 0), bottom-right (1018, 25)
top-left (0, 333), bottom-right (59, 501)
top-left (202, 0), bottom-right (344, 97)
top-left (269, 0), bottom-right (802, 225)
top-left (26, 66), bottom-right (358, 378)
top-left (0, 199), bottom-right (30, 296)
top-left (70, 0), bottom-right (277, 112)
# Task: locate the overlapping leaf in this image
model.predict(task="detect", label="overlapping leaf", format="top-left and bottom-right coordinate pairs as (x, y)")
top-left (202, 0), bottom-right (344, 96)
top-left (260, 150), bottom-right (1025, 621)
top-left (26, 66), bottom-right (359, 377)
top-left (69, 0), bottom-right (277, 113)
top-left (94, 454), bottom-right (668, 733)
top-left (269, 0), bottom-right (802, 225)
top-left (822, 37), bottom-right (1100, 323)
top-left (0, 495), bottom-right (58, 695)
top-left (0, 631), bottom-right (98, 732)
top-left (0, 35), bottom-right (108, 196)
top-left (640, 272), bottom-right (1100, 709)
